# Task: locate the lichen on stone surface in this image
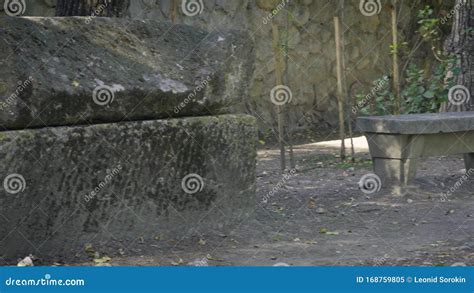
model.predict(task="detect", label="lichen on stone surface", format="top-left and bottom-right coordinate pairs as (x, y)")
top-left (0, 17), bottom-right (255, 130)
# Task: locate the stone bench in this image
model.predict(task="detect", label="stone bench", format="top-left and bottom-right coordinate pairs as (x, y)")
top-left (357, 112), bottom-right (474, 192)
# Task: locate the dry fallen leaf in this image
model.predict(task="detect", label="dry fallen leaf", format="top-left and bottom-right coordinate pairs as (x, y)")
top-left (171, 258), bottom-right (184, 266)
top-left (93, 256), bottom-right (111, 264)
top-left (308, 197), bottom-right (317, 209)
top-left (205, 254), bottom-right (224, 262)
top-left (17, 255), bottom-right (34, 267)
top-left (85, 244), bottom-right (94, 254)
top-left (316, 207), bottom-right (326, 214)
top-left (325, 231), bottom-right (340, 235)
top-left (320, 228), bottom-right (339, 235)
top-left (273, 262), bottom-right (290, 266)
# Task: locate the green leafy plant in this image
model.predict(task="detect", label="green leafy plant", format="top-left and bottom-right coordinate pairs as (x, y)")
top-left (417, 6), bottom-right (441, 43)
top-left (402, 57), bottom-right (457, 114)
top-left (356, 76), bottom-right (396, 116)
top-left (357, 5), bottom-right (459, 116)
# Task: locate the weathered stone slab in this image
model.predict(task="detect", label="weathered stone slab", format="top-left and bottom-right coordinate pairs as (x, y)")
top-left (0, 17), bottom-right (255, 130)
top-left (357, 111), bottom-right (474, 134)
top-left (0, 114), bottom-right (257, 260)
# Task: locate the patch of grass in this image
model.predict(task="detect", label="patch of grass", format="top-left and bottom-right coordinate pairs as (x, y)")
top-left (336, 157), bottom-right (372, 169)
top-left (299, 154), bottom-right (372, 170)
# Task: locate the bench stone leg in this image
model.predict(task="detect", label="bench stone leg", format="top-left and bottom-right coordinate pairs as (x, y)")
top-left (366, 133), bottom-right (425, 194)
top-left (373, 158), bottom-right (419, 189)
top-left (464, 153), bottom-right (474, 172)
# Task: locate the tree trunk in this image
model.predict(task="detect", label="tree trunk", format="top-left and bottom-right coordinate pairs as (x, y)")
top-left (443, 0), bottom-right (473, 112)
top-left (271, 22), bottom-right (286, 173)
top-left (55, 0), bottom-right (129, 17)
top-left (334, 16), bottom-right (346, 161)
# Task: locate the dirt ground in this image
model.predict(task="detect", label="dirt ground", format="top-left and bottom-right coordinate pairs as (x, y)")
top-left (54, 136), bottom-right (472, 267)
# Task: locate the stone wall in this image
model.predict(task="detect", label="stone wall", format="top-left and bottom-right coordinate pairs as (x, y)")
top-left (8, 0), bottom-right (453, 136)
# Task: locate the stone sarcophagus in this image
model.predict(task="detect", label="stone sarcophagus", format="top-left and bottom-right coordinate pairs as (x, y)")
top-left (0, 17), bottom-right (256, 261)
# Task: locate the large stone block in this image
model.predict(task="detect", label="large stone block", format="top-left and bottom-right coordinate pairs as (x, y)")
top-left (0, 17), bottom-right (255, 130)
top-left (0, 114), bottom-right (257, 261)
